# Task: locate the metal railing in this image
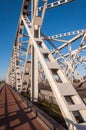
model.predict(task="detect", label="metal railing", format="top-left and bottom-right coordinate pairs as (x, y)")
top-left (0, 83), bottom-right (4, 92)
top-left (10, 86), bottom-right (66, 130)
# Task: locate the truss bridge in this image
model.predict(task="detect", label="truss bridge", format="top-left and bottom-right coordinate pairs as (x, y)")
top-left (5, 0), bottom-right (86, 130)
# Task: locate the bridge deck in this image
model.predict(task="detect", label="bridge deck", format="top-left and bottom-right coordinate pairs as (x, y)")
top-left (0, 84), bottom-right (47, 130)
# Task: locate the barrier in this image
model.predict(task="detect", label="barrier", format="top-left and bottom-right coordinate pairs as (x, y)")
top-left (10, 86), bottom-right (66, 130)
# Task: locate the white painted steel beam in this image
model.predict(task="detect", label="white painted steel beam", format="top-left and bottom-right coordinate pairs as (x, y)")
top-left (48, 29), bottom-right (86, 39)
top-left (28, 0), bottom-right (74, 15)
top-left (6, 0), bottom-right (86, 130)
top-left (22, 14), bottom-right (86, 130)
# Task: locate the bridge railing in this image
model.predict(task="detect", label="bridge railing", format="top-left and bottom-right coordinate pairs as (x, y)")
top-left (9, 85), bottom-right (66, 130)
top-left (0, 83), bottom-right (4, 92)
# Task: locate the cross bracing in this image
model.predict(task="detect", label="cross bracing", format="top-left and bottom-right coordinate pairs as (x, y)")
top-left (6, 0), bottom-right (86, 130)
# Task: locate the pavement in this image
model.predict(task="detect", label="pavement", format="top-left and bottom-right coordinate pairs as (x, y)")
top-left (0, 84), bottom-right (47, 130)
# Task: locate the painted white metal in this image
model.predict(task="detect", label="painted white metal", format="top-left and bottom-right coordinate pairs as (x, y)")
top-left (22, 15), bottom-right (86, 130)
top-left (28, 0), bottom-right (74, 14)
top-left (47, 29), bottom-right (86, 39)
top-left (6, 0), bottom-right (86, 130)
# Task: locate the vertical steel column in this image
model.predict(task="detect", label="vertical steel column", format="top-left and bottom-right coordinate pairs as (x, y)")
top-left (31, 0), bottom-right (39, 102)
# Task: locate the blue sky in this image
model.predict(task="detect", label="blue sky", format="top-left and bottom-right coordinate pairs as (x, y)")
top-left (0, 0), bottom-right (86, 80)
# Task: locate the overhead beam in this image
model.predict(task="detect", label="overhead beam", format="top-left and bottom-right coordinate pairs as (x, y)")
top-left (57, 45), bottom-right (86, 60)
top-left (52, 32), bottom-right (84, 54)
top-left (48, 29), bottom-right (86, 39)
top-left (28, 0), bottom-right (75, 15)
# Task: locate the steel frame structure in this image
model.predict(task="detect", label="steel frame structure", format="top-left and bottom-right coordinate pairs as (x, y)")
top-left (6, 0), bottom-right (86, 130)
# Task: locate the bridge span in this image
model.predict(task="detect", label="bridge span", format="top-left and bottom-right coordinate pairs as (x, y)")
top-left (4, 0), bottom-right (86, 130)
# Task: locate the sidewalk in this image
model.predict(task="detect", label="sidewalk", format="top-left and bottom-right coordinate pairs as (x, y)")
top-left (0, 84), bottom-right (47, 130)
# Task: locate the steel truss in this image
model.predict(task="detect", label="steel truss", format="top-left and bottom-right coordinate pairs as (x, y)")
top-left (6, 0), bottom-right (86, 130)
